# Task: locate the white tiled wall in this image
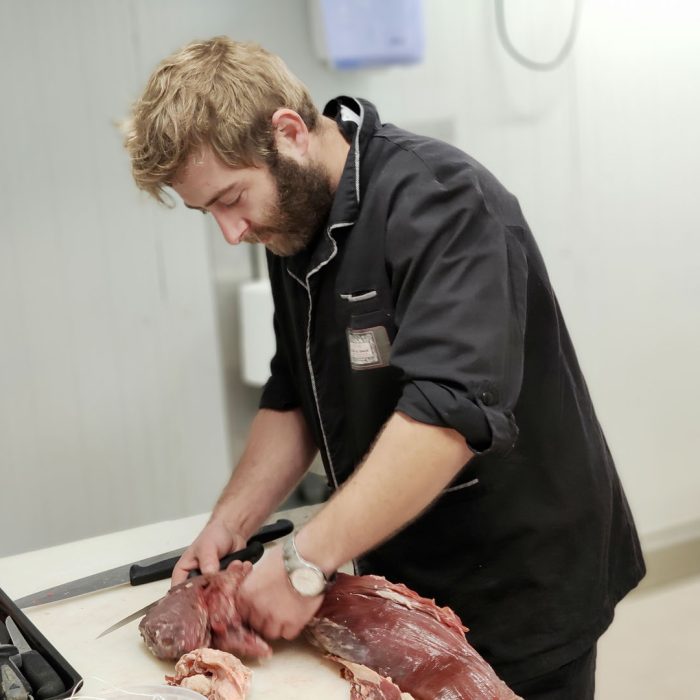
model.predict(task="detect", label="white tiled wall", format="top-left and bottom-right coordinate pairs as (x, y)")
top-left (0, 1), bottom-right (235, 555)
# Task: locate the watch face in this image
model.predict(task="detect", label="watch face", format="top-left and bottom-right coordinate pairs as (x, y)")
top-left (290, 567), bottom-right (325, 596)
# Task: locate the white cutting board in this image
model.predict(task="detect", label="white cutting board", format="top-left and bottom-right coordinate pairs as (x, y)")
top-left (20, 578), bottom-right (349, 699)
top-left (0, 507), bottom-right (349, 699)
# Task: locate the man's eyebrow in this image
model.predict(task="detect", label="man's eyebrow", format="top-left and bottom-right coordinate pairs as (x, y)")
top-left (183, 184), bottom-right (237, 211)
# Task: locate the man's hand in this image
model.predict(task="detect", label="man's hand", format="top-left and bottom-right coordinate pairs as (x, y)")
top-left (172, 518), bottom-right (246, 585)
top-left (236, 545), bottom-right (323, 641)
top-left (170, 408), bottom-right (318, 587)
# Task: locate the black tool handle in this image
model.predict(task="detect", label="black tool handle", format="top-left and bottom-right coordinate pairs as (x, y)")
top-left (17, 651), bottom-right (64, 700)
top-left (186, 540), bottom-right (264, 578)
top-left (0, 650), bottom-right (31, 700)
top-left (129, 518), bottom-right (293, 585)
top-left (131, 541), bottom-right (263, 585)
top-left (247, 518), bottom-right (294, 545)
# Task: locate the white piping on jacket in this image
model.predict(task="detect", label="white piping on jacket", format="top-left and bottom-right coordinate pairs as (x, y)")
top-left (286, 222), bottom-right (354, 490)
top-left (443, 477), bottom-right (479, 493)
top-left (283, 99), bottom-right (365, 492)
top-left (339, 290), bottom-right (378, 302)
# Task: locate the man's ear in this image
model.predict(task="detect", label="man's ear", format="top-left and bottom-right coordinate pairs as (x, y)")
top-left (271, 109), bottom-right (310, 159)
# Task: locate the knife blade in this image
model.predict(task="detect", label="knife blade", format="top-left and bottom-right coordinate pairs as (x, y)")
top-left (14, 519), bottom-right (293, 609)
top-left (4, 618), bottom-right (64, 700)
top-left (96, 539), bottom-right (266, 639)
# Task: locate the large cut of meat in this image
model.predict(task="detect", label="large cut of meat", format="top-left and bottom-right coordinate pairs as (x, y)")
top-left (139, 560), bottom-right (271, 661)
top-left (329, 656), bottom-right (415, 700)
top-left (307, 573), bottom-right (522, 700)
top-left (166, 647), bottom-right (251, 700)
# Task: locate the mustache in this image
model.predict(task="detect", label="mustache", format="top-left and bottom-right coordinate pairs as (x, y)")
top-left (242, 226), bottom-right (276, 243)
top-left (249, 225), bottom-right (278, 239)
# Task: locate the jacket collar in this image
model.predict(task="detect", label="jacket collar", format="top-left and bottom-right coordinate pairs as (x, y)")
top-left (284, 96), bottom-right (381, 282)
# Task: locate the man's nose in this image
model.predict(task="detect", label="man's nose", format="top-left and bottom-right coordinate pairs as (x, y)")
top-left (211, 208), bottom-right (248, 245)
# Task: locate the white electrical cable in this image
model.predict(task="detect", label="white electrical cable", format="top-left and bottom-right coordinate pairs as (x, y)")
top-left (495, 0), bottom-right (583, 71)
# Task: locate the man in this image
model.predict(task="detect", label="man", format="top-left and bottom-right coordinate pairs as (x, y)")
top-left (125, 36), bottom-right (645, 698)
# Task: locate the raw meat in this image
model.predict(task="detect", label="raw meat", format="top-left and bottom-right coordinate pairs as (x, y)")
top-left (203, 562), bottom-right (272, 659)
top-left (328, 656), bottom-right (415, 700)
top-left (307, 573), bottom-right (522, 700)
top-left (166, 647), bottom-right (251, 700)
top-left (139, 560), bottom-right (271, 661)
top-left (139, 576), bottom-right (210, 660)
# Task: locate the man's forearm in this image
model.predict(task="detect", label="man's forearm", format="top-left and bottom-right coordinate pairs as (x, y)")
top-left (295, 411), bottom-right (473, 574)
top-left (211, 407), bottom-right (317, 540)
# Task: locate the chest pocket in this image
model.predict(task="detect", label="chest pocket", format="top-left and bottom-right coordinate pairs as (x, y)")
top-left (339, 289), bottom-right (397, 370)
top-left (336, 288), bottom-right (401, 468)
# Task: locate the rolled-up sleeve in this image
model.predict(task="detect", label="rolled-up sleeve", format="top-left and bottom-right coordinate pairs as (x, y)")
top-left (386, 165), bottom-right (528, 456)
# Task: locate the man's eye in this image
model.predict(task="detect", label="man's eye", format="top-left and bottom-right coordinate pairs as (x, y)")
top-left (223, 193), bottom-right (241, 208)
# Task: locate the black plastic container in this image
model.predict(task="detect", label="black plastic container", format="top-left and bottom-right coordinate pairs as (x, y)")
top-left (0, 586), bottom-right (82, 700)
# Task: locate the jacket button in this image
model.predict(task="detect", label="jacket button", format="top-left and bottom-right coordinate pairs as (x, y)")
top-left (480, 391), bottom-right (495, 406)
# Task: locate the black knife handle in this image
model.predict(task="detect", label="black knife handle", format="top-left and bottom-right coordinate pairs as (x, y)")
top-left (129, 518), bottom-right (293, 585)
top-left (246, 518), bottom-right (294, 545)
top-left (0, 620), bottom-right (10, 645)
top-left (186, 541), bottom-right (264, 578)
top-left (130, 541), bottom-right (263, 585)
top-left (16, 650), bottom-right (64, 700)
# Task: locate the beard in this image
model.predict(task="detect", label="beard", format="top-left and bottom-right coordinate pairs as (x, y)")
top-left (244, 154), bottom-right (335, 257)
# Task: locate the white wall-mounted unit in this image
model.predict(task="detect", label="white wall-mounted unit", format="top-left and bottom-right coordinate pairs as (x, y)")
top-left (310, 0), bottom-right (425, 70)
top-left (239, 278), bottom-right (276, 387)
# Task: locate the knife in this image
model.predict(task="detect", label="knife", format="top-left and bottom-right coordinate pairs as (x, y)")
top-left (0, 624), bottom-right (32, 700)
top-left (4, 619), bottom-right (64, 700)
top-left (96, 539), bottom-right (266, 639)
top-left (0, 662), bottom-right (32, 700)
top-left (14, 519), bottom-right (293, 609)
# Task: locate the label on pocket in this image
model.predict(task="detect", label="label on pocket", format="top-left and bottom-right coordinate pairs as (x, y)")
top-left (346, 326), bottom-right (391, 370)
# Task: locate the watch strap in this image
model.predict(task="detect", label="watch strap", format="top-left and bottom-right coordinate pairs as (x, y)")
top-left (282, 534), bottom-right (335, 595)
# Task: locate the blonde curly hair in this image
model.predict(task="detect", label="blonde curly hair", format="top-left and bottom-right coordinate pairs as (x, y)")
top-left (124, 36), bottom-right (319, 203)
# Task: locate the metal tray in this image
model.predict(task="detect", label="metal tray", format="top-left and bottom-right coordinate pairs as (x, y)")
top-left (0, 586), bottom-right (82, 700)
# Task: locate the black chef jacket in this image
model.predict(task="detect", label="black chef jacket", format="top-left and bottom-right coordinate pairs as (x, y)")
top-left (260, 96), bottom-right (645, 684)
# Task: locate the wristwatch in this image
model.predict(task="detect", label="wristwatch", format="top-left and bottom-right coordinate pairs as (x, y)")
top-left (282, 535), bottom-right (333, 597)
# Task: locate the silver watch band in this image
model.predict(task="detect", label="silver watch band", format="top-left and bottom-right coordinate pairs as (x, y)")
top-left (282, 534), bottom-right (335, 596)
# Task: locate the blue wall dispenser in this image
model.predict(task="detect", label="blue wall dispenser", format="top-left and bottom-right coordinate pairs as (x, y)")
top-left (309, 0), bottom-right (425, 70)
